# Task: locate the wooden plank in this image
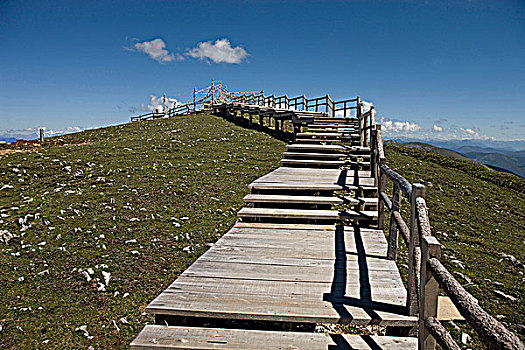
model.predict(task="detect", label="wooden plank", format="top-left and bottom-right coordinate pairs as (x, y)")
top-left (131, 325), bottom-right (418, 349)
top-left (280, 159), bottom-right (345, 166)
top-left (282, 152), bottom-right (345, 159)
top-left (233, 222), bottom-right (336, 230)
top-left (237, 208), bottom-right (377, 220)
top-left (248, 183), bottom-right (341, 191)
top-left (147, 292), bottom-right (415, 325)
top-left (181, 261), bottom-right (401, 283)
top-left (168, 276), bottom-right (407, 301)
top-left (237, 208), bottom-right (340, 220)
top-left (286, 144), bottom-right (346, 152)
top-left (243, 194), bottom-right (343, 205)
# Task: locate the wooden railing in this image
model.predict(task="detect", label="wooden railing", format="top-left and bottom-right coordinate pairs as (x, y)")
top-left (370, 126), bottom-right (524, 349)
top-left (130, 82), bottom-right (361, 122)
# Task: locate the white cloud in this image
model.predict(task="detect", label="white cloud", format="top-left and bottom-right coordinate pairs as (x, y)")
top-left (133, 38), bottom-right (182, 63)
top-left (379, 117), bottom-right (422, 134)
top-left (146, 95), bottom-right (181, 112)
top-left (432, 125), bottom-right (443, 132)
top-left (361, 100), bottom-right (374, 113)
top-left (185, 38), bottom-right (249, 64)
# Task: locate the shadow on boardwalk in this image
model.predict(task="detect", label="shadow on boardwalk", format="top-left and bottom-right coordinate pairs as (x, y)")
top-left (324, 224), bottom-right (407, 324)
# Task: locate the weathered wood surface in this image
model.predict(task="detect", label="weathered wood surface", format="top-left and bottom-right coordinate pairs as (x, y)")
top-left (243, 194), bottom-right (344, 205)
top-left (147, 225), bottom-right (415, 326)
top-left (131, 325), bottom-right (418, 349)
top-left (283, 151), bottom-right (346, 159)
top-left (132, 114), bottom-right (422, 349)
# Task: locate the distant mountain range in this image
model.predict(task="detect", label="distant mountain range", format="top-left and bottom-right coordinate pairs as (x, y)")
top-left (392, 138), bottom-right (525, 178)
top-left (0, 138), bottom-right (19, 143)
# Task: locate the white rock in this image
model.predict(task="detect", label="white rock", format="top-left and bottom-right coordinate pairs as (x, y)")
top-left (461, 332), bottom-right (472, 344)
top-left (82, 271), bottom-right (91, 282)
top-left (102, 271), bottom-right (111, 286)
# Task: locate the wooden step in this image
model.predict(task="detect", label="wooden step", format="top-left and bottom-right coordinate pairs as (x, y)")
top-left (282, 152), bottom-right (345, 159)
top-left (346, 146), bottom-right (371, 152)
top-left (286, 144), bottom-right (345, 152)
top-left (131, 325), bottom-right (418, 349)
top-left (343, 196), bottom-right (379, 206)
top-left (349, 154), bottom-right (371, 159)
top-left (345, 161), bottom-right (371, 167)
top-left (297, 132), bottom-right (358, 138)
top-left (243, 194), bottom-right (344, 205)
top-left (280, 159), bottom-right (345, 167)
top-left (345, 177), bottom-right (376, 186)
top-left (238, 208), bottom-right (377, 220)
top-left (295, 138), bottom-right (359, 144)
top-left (238, 208), bottom-right (341, 220)
top-left (248, 182), bottom-right (341, 191)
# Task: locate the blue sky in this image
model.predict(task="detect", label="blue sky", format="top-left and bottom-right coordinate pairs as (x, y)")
top-left (1, 0), bottom-right (524, 141)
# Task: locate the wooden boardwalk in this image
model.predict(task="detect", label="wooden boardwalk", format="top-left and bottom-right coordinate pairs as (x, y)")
top-left (131, 112), bottom-right (417, 349)
top-left (130, 86), bottom-right (525, 350)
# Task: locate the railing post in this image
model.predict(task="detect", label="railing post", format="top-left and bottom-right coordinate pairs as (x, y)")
top-left (364, 114), bottom-right (369, 147)
top-left (377, 126), bottom-right (386, 230)
top-left (419, 235), bottom-right (441, 350)
top-left (370, 129), bottom-right (377, 184)
top-left (408, 183), bottom-right (426, 315)
top-left (356, 96), bottom-right (362, 146)
top-left (193, 88), bottom-right (197, 112)
top-left (387, 183), bottom-right (400, 260)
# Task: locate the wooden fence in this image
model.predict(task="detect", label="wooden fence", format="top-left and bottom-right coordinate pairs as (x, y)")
top-left (130, 81), bottom-right (360, 122)
top-left (369, 125), bottom-right (523, 349)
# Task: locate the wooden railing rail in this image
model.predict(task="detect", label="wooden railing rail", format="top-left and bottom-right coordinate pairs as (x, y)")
top-left (130, 84), bottom-right (364, 128)
top-left (369, 123), bottom-right (524, 349)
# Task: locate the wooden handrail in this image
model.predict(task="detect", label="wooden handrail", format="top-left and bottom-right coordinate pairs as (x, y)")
top-left (427, 258), bottom-right (524, 349)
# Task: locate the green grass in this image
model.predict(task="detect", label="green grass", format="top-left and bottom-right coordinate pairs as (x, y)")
top-left (0, 114), bottom-right (284, 349)
top-left (1, 114), bottom-right (523, 348)
top-left (383, 144), bottom-right (525, 344)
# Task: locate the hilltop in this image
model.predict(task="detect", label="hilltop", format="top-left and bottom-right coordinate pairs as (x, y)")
top-left (0, 114), bottom-right (523, 348)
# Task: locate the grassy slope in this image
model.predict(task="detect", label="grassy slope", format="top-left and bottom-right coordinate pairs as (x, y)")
top-left (384, 144), bottom-right (524, 342)
top-left (0, 114), bottom-right (284, 349)
top-left (1, 114), bottom-right (523, 348)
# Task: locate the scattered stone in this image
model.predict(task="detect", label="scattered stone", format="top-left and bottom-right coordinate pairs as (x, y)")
top-left (75, 325), bottom-right (93, 339)
top-left (461, 332), bottom-right (472, 344)
top-left (455, 272), bottom-right (472, 284)
top-left (498, 253), bottom-right (523, 268)
top-left (493, 290), bottom-right (517, 302)
top-left (0, 230), bottom-right (14, 244)
top-left (102, 271), bottom-right (111, 286)
top-left (451, 259), bottom-right (466, 269)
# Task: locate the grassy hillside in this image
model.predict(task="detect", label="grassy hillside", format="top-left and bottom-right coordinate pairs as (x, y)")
top-left (0, 114), bottom-right (284, 349)
top-left (384, 144), bottom-right (525, 342)
top-left (1, 114), bottom-right (523, 348)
